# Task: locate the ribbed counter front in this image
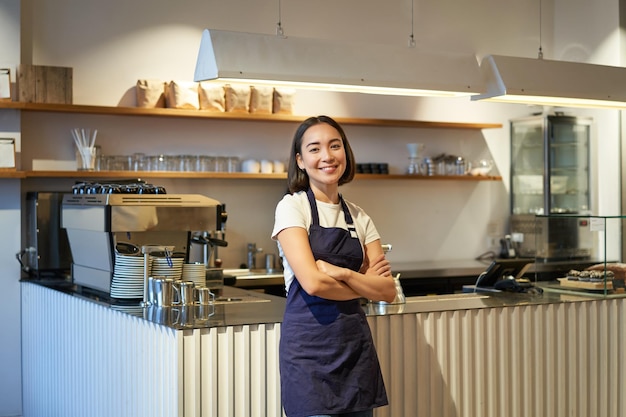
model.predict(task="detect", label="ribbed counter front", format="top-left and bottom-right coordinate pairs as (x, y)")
top-left (21, 280), bottom-right (626, 417)
top-left (21, 281), bottom-right (285, 417)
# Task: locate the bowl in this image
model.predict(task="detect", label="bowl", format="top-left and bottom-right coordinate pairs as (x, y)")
top-left (469, 159), bottom-right (493, 176)
top-left (469, 166), bottom-right (492, 176)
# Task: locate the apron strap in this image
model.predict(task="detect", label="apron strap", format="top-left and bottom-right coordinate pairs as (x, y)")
top-left (306, 188), bottom-right (320, 226)
top-left (306, 188), bottom-right (357, 237)
top-left (339, 196), bottom-right (357, 236)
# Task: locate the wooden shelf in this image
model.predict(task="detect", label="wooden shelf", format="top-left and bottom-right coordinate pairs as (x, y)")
top-left (0, 101), bottom-right (503, 130)
top-left (1, 102), bottom-right (503, 182)
top-left (21, 170), bottom-right (287, 180)
top-left (10, 170), bottom-right (501, 181)
top-left (0, 170), bottom-right (25, 178)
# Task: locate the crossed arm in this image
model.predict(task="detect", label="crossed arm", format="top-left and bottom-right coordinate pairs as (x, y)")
top-left (276, 226), bottom-right (397, 303)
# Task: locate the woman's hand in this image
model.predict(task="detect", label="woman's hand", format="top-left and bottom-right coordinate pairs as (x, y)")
top-left (364, 253), bottom-right (392, 277)
top-left (277, 227), bottom-right (360, 300)
top-left (316, 255), bottom-right (391, 280)
top-left (343, 241), bottom-right (396, 302)
top-left (317, 246), bottom-right (395, 303)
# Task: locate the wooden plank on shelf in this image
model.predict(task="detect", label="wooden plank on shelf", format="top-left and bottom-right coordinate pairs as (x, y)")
top-left (23, 170), bottom-right (289, 180)
top-left (356, 174), bottom-right (502, 180)
top-left (17, 65), bottom-right (72, 104)
top-left (0, 101), bottom-right (502, 130)
top-left (332, 117), bottom-right (502, 130)
top-left (22, 170), bottom-right (501, 181)
top-left (0, 170), bottom-right (26, 178)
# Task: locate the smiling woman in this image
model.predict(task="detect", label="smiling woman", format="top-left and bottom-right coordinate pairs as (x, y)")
top-left (271, 115), bottom-right (396, 417)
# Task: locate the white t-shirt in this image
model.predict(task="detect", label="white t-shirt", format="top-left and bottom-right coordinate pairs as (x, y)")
top-left (271, 191), bottom-right (381, 293)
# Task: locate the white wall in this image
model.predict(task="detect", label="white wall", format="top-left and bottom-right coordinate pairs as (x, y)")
top-left (0, 1), bottom-right (22, 415)
top-left (1, 0), bottom-right (624, 415)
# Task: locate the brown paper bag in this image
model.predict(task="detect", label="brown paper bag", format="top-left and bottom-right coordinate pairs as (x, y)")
top-left (166, 80), bottom-right (200, 109)
top-left (199, 82), bottom-right (226, 112)
top-left (224, 84), bottom-right (251, 113)
top-left (273, 87), bottom-right (296, 114)
top-left (136, 79), bottom-right (166, 108)
top-left (249, 85), bottom-right (274, 114)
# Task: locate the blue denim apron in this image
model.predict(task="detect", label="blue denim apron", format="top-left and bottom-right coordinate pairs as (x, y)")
top-left (279, 189), bottom-right (388, 417)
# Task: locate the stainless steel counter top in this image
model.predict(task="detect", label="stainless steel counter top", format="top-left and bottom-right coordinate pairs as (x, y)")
top-left (365, 289), bottom-right (594, 316)
top-left (228, 259), bottom-right (491, 291)
top-left (392, 259), bottom-right (491, 278)
top-left (23, 277), bottom-right (609, 332)
top-left (23, 279), bottom-right (286, 330)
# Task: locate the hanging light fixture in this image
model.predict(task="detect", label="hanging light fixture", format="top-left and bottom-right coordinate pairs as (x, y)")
top-left (472, 55), bottom-right (626, 109)
top-left (472, 0), bottom-right (626, 109)
top-left (193, 29), bottom-right (483, 97)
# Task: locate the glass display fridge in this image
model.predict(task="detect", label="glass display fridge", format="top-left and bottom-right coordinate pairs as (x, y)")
top-left (509, 115), bottom-right (592, 259)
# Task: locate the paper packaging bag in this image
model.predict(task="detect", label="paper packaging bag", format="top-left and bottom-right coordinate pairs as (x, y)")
top-left (136, 79), bottom-right (166, 108)
top-left (199, 82), bottom-right (226, 112)
top-left (224, 84), bottom-right (251, 113)
top-left (0, 138), bottom-right (16, 170)
top-left (0, 69), bottom-right (10, 100)
top-left (165, 80), bottom-right (200, 109)
top-left (249, 85), bottom-right (274, 114)
top-left (273, 87), bottom-right (296, 114)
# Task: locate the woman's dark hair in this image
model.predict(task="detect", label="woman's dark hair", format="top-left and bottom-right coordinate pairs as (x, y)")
top-left (286, 115), bottom-right (356, 193)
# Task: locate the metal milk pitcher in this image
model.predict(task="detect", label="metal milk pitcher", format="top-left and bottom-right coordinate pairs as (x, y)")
top-left (152, 277), bottom-right (177, 307)
top-left (196, 287), bottom-right (215, 305)
top-left (176, 281), bottom-right (196, 306)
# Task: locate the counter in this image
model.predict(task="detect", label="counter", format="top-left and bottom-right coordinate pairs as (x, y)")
top-left (21, 279), bottom-right (626, 417)
top-left (24, 276), bottom-right (581, 326)
top-left (232, 259), bottom-right (612, 297)
top-left (392, 259), bottom-right (489, 278)
top-left (392, 259), bottom-right (490, 295)
top-left (229, 260), bottom-right (491, 296)
top-left (26, 278), bottom-right (286, 329)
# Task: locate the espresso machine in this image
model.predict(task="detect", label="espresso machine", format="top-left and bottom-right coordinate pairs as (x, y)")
top-left (62, 193), bottom-right (227, 295)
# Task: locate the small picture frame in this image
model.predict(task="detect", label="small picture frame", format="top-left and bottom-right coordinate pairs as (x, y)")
top-left (0, 68), bottom-right (11, 100)
top-left (0, 138), bottom-right (16, 170)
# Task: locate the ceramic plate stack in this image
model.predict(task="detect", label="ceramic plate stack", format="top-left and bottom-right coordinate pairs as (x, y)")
top-left (111, 253), bottom-right (146, 299)
top-left (110, 304), bottom-right (144, 316)
top-left (182, 263), bottom-right (206, 287)
top-left (151, 256), bottom-right (184, 280)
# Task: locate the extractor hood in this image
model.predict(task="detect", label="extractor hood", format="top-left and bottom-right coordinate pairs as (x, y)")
top-left (472, 54), bottom-right (626, 109)
top-left (193, 29), bottom-right (483, 97)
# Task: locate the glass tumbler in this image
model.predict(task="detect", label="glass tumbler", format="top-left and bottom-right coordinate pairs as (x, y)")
top-left (131, 153), bottom-right (146, 171)
top-left (75, 146), bottom-right (97, 171)
top-left (214, 156), bottom-right (227, 172)
top-left (199, 155), bottom-right (214, 172)
top-left (227, 156), bottom-right (240, 173)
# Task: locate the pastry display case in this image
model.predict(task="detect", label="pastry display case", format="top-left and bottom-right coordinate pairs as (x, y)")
top-left (535, 214), bottom-right (625, 297)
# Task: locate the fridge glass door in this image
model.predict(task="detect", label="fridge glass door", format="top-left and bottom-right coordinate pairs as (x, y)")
top-left (548, 116), bottom-right (590, 214)
top-left (511, 118), bottom-right (544, 215)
